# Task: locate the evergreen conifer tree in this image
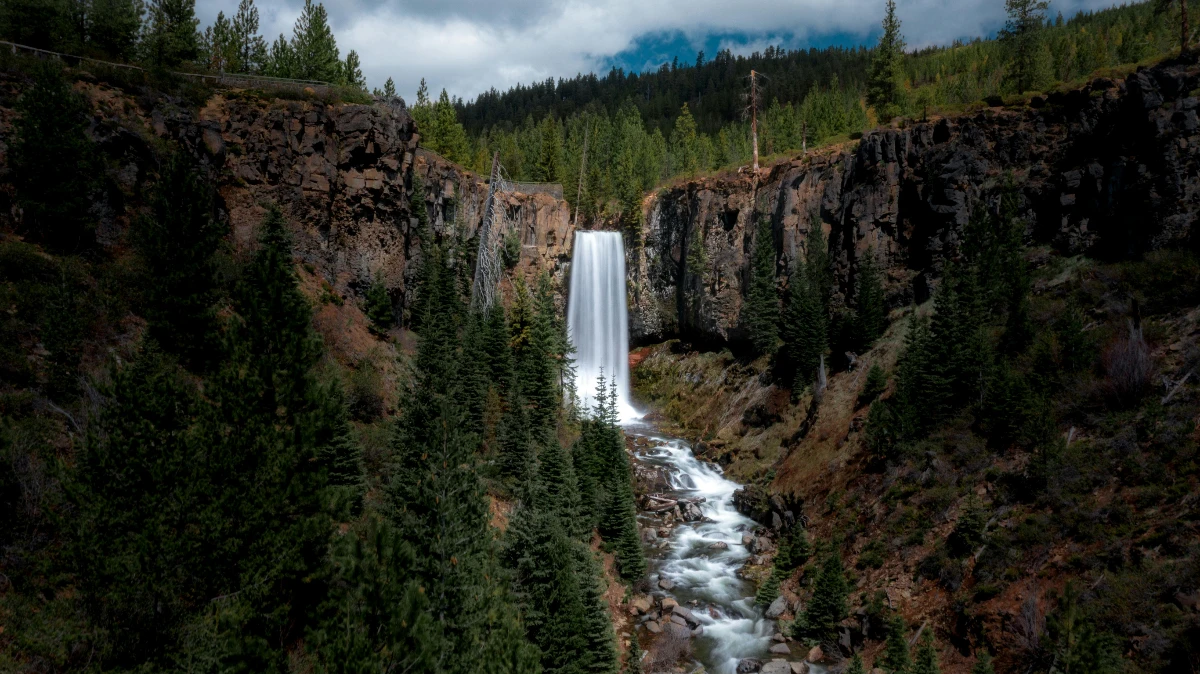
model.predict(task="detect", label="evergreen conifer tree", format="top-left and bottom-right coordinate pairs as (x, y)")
top-left (310, 516), bottom-right (437, 674)
top-left (535, 115), bottom-right (563, 183)
top-left (775, 526), bottom-right (813, 572)
top-left (860, 363), bottom-right (888, 404)
top-left (144, 0), bottom-right (199, 66)
top-left (88, 0), bottom-right (143, 61)
top-left (912, 631), bottom-right (941, 674)
top-left (745, 216), bottom-right (780, 355)
top-left (801, 553), bottom-right (848, 644)
top-left (881, 615), bottom-right (912, 674)
top-left (755, 573), bottom-right (781, 607)
top-left (265, 32), bottom-right (295, 77)
top-left (670, 103), bottom-right (699, 176)
top-left (782, 259), bottom-right (825, 388)
top-left (71, 347), bottom-right (204, 665)
top-left (11, 63), bottom-right (99, 254)
top-left (383, 77), bottom-right (397, 97)
top-left (970, 652), bottom-right (994, 674)
top-left (853, 249), bottom-right (887, 349)
top-left (230, 0), bottom-right (268, 72)
top-left (289, 0), bottom-right (341, 82)
top-left (503, 499), bottom-right (590, 673)
top-left (364, 271), bottom-right (393, 331)
top-left (341, 49), bottom-right (365, 88)
top-left (867, 0), bottom-right (907, 119)
top-left (948, 495), bottom-right (987, 558)
top-left (1001, 0), bottom-right (1051, 93)
top-left (847, 654), bottom-right (867, 674)
top-left (135, 155), bottom-right (225, 368)
top-left (627, 636), bottom-right (644, 674)
top-left (433, 89), bottom-right (471, 163)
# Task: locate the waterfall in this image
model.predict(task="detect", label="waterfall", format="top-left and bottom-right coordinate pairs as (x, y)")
top-left (567, 231), bottom-right (641, 422)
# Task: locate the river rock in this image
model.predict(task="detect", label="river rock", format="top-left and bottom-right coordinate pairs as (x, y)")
top-left (664, 622), bottom-right (692, 639)
top-left (672, 604), bottom-right (700, 626)
top-left (765, 596), bottom-right (788, 619)
top-left (756, 536), bottom-right (775, 554)
top-left (769, 643), bottom-right (791, 655)
top-left (658, 577), bottom-right (675, 590)
top-left (771, 512), bottom-right (783, 530)
top-left (629, 596), bottom-right (652, 615)
top-left (644, 620), bottom-right (662, 634)
top-left (669, 614), bottom-right (687, 627)
top-left (661, 597), bottom-right (678, 611)
top-left (791, 663), bottom-right (809, 674)
top-left (761, 660), bottom-right (791, 674)
top-left (807, 646), bottom-right (824, 662)
top-left (641, 528), bottom-right (657, 543)
top-left (742, 534), bottom-right (755, 548)
top-left (657, 526), bottom-right (671, 538)
top-left (691, 626), bottom-right (704, 637)
top-left (736, 659), bottom-right (763, 673)
top-left (709, 541), bottom-right (729, 550)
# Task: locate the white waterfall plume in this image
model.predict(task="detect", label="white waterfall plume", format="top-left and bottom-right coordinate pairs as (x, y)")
top-left (566, 231), bottom-right (642, 422)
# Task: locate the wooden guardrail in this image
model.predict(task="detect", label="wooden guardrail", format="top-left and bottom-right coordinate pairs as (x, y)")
top-left (0, 39), bottom-right (335, 94)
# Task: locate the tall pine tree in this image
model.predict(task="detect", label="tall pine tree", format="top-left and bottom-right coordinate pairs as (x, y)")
top-left (744, 216), bottom-right (780, 355)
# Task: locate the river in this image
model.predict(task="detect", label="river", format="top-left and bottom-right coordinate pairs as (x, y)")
top-left (626, 422), bottom-right (789, 674)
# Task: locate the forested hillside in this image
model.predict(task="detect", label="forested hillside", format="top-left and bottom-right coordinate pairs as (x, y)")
top-left (0, 53), bottom-right (645, 673)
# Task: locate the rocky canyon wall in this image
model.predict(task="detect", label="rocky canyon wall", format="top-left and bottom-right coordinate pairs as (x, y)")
top-left (628, 60), bottom-right (1199, 347)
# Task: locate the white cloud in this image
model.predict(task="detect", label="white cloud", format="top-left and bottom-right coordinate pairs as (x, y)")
top-left (195, 0), bottom-right (1128, 103)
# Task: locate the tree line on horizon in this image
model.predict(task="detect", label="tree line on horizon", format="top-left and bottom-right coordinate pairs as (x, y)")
top-left (0, 0), bottom-right (367, 86)
top-left (407, 0), bottom-right (1192, 230)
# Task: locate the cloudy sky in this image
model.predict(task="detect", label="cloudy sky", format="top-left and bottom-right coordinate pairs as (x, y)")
top-left (195, 0), bottom-right (1126, 103)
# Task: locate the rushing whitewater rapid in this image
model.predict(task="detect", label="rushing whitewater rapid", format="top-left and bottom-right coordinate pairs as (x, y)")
top-left (566, 231), bottom-right (641, 422)
top-left (627, 425), bottom-right (777, 674)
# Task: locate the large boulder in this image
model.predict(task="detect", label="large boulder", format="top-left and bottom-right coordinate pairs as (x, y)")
top-left (765, 595), bottom-right (789, 619)
top-left (761, 660), bottom-right (792, 674)
top-left (736, 659), bottom-right (763, 673)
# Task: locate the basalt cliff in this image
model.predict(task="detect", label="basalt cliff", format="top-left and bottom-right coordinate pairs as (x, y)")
top-left (628, 60), bottom-right (1199, 347)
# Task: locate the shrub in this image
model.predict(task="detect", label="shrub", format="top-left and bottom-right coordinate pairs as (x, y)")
top-left (859, 363), bottom-right (887, 404)
top-left (1102, 322), bottom-right (1152, 408)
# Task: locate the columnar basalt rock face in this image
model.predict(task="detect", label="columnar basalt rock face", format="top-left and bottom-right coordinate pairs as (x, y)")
top-left (156, 95), bottom-right (573, 317)
top-left (629, 61), bottom-right (1200, 347)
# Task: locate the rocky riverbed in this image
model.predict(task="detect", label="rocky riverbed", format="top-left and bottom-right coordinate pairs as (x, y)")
top-left (624, 427), bottom-right (828, 674)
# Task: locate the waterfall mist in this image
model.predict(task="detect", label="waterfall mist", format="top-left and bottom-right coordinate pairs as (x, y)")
top-left (567, 231), bottom-right (641, 422)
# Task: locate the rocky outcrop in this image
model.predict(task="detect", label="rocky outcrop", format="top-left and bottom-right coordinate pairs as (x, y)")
top-left (628, 60), bottom-right (1200, 346)
top-left (7, 81), bottom-right (574, 321)
top-left (184, 96), bottom-right (573, 318)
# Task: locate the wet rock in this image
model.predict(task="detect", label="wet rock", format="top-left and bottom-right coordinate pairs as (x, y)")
top-left (766, 596), bottom-right (788, 619)
top-left (709, 541), bottom-right (729, 550)
top-left (672, 604), bottom-right (701, 626)
top-left (791, 663), bottom-right (809, 674)
top-left (736, 658), bottom-right (763, 673)
top-left (742, 534), bottom-right (755, 548)
top-left (769, 643), bottom-right (791, 655)
top-left (691, 626), bottom-right (704, 637)
top-left (664, 622), bottom-right (692, 639)
top-left (807, 646), bottom-right (824, 662)
top-left (657, 527), bottom-right (672, 538)
top-left (658, 577), bottom-right (675, 590)
top-left (629, 596), bottom-right (652, 615)
top-left (661, 597), bottom-right (678, 611)
top-left (641, 528), bottom-right (658, 543)
top-left (761, 661), bottom-right (791, 674)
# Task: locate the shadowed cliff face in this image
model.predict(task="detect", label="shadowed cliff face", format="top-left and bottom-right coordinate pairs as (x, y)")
top-left (24, 84), bottom-right (577, 321)
top-left (628, 61), bottom-right (1200, 347)
top-left (182, 97), bottom-right (574, 319)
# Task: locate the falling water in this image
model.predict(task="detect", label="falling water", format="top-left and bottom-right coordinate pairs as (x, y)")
top-left (567, 231), bottom-right (641, 421)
